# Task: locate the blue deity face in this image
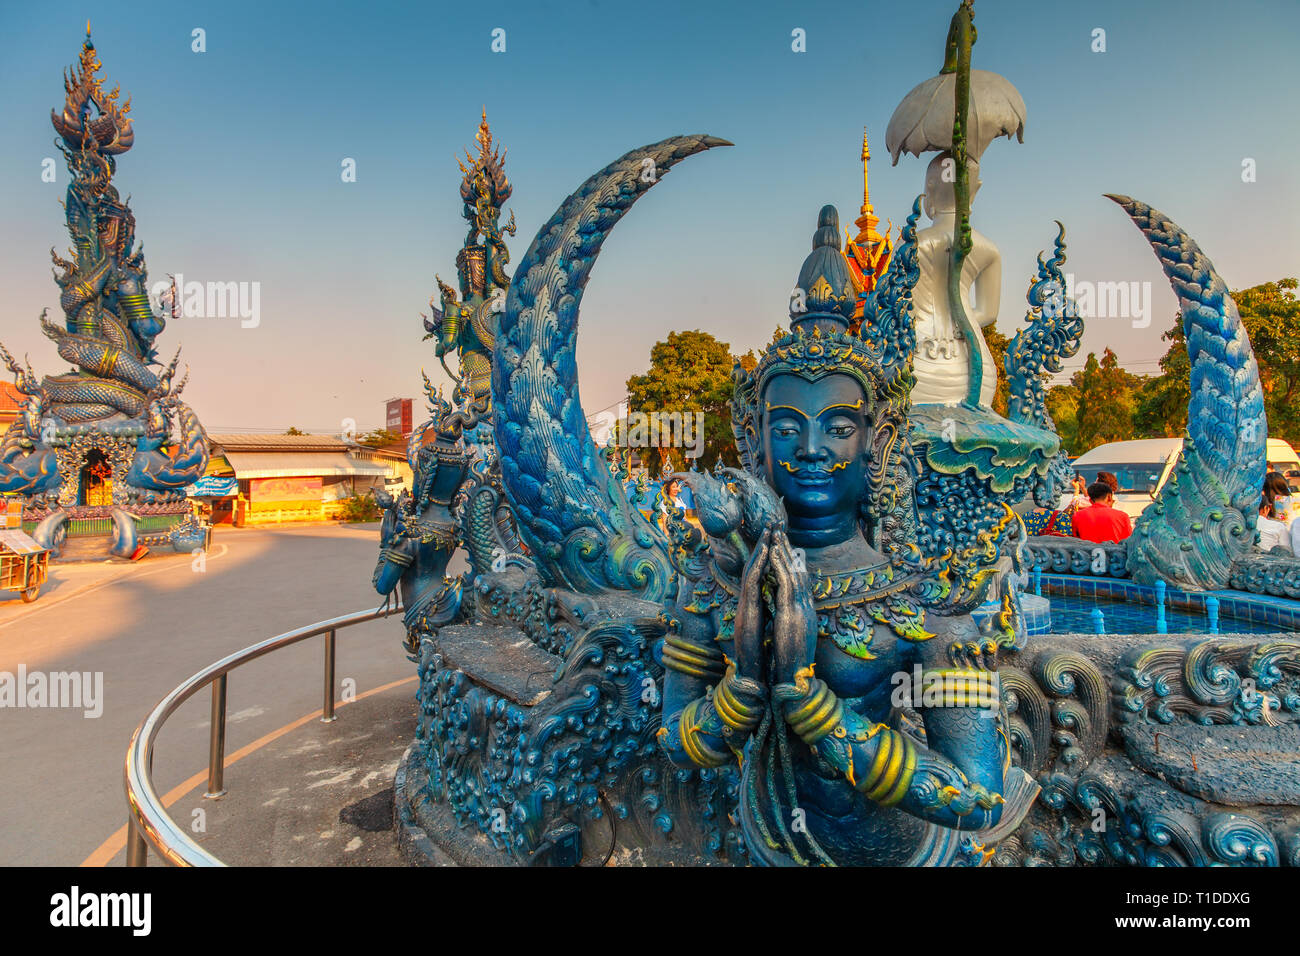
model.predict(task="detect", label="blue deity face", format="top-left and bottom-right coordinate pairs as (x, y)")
top-left (761, 372), bottom-right (871, 526)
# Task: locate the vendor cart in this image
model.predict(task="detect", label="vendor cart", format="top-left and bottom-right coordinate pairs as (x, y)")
top-left (0, 528), bottom-right (50, 603)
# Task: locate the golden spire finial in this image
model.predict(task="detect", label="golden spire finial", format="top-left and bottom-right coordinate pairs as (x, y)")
top-left (853, 129), bottom-right (882, 246)
top-left (476, 106), bottom-right (491, 157)
top-left (860, 128), bottom-right (873, 222)
top-left (845, 128), bottom-right (892, 311)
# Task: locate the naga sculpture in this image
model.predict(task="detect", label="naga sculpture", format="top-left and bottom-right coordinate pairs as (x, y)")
top-left (373, 377), bottom-right (525, 655)
top-left (1112, 197), bottom-right (1267, 591)
top-left (0, 28), bottom-right (209, 556)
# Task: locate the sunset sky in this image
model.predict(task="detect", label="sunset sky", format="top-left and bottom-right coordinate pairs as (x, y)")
top-left (1, 0), bottom-right (1295, 433)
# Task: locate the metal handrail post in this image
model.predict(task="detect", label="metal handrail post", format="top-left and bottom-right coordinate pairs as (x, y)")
top-left (123, 602), bottom-right (402, 866)
top-left (126, 819), bottom-right (147, 867)
top-left (321, 629), bottom-right (337, 722)
top-left (205, 675), bottom-right (228, 798)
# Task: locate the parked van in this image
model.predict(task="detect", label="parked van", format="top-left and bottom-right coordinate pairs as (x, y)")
top-left (1069, 437), bottom-right (1300, 519)
top-left (1071, 439), bottom-right (1182, 520)
top-left (1267, 438), bottom-right (1300, 491)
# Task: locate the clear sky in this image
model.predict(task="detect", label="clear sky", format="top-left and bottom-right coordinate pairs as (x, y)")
top-left (0, 0), bottom-right (1295, 433)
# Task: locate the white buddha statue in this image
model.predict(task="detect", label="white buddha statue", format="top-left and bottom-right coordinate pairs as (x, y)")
top-left (910, 153), bottom-right (1001, 407)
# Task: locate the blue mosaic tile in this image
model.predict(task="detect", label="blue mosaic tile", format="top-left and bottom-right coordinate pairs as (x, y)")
top-left (1040, 574), bottom-right (1298, 636)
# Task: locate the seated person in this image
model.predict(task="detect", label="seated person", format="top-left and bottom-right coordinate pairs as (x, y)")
top-left (1257, 494), bottom-right (1293, 553)
top-left (1266, 471), bottom-right (1298, 524)
top-left (1071, 480), bottom-right (1133, 544)
top-left (1056, 473), bottom-right (1089, 513)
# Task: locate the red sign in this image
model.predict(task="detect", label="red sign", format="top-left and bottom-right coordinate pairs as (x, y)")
top-left (386, 398), bottom-right (413, 437)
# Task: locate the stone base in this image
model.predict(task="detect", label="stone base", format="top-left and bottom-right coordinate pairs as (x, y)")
top-left (393, 742), bottom-right (460, 867)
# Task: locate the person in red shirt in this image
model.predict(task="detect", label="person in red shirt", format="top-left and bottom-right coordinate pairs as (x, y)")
top-left (1071, 481), bottom-right (1133, 543)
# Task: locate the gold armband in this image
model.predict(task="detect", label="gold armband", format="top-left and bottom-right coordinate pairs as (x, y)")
top-left (662, 634), bottom-right (726, 681)
top-left (678, 698), bottom-right (732, 768)
top-left (713, 666), bottom-right (765, 733)
top-left (919, 668), bottom-right (1000, 710)
top-left (780, 674), bottom-right (846, 745)
top-left (858, 726), bottom-right (917, 807)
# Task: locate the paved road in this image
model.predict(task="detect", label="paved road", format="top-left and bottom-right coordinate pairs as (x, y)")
top-left (0, 522), bottom-right (426, 866)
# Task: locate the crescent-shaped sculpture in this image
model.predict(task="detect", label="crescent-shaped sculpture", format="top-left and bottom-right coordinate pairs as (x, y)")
top-left (492, 134), bottom-right (731, 601)
top-left (1107, 195), bottom-right (1267, 590)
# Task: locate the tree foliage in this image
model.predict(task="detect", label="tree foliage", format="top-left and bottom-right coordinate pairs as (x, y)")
top-left (1130, 278), bottom-right (1300, 443)
top-left (1132, 319), bottom-right (1189, 438)
top-left (1041, 279), bottom-right (1299, 456)
top-left (358, 428), bottom-right (403, 448)
top-left (1236, 278), bottom-right (1300, 440)
top-left (985, 325), bottom-right (1011, 419)
top-left (1072, 348), bottom-right (1146, 450)
top-left (626, 329), bottom-right (742, 468)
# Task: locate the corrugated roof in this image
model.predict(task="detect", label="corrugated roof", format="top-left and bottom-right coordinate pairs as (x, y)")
top-left (0, 382), bottom-right (24, 413)
top-left (0, 528), bottom-right (44, 554)
top-left (223, 451), bottom-right (391, 479)
top-left (209, 433), bottom-right (352, 453)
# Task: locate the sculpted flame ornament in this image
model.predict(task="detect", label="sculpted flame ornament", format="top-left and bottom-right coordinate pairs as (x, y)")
top-left (491, 135), bottom-right (731, 602)
top-left (1108, 196), bottom-right (1267, 591)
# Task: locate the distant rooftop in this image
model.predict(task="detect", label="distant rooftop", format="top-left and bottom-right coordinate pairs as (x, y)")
top-left (0, 382), bottom-right (23, 413)
top-left (208, 433), bottom-right (352, 453)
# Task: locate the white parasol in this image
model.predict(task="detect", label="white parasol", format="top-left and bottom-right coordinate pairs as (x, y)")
top-left (885, 69), bottom-right (1026, 165)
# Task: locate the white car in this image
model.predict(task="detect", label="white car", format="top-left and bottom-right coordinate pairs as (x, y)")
top-left (1069, 437), bottom-right (1300, 521)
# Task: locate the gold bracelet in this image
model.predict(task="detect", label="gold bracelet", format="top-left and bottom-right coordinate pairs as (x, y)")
top-left (713, 666), bottom-right (765, 733)
top-left (859, 727), bottom-right (917, 807)
top-left (678, 699), bottom-right (731, 768)
top-left (662, 634), bottom-right (726, 681)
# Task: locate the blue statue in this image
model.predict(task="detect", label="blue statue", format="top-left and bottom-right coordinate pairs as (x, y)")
top-left (0, 29), bottom-right (210, 555)
top-left (658, 205), bottom-right (1038, 865)
top-left (373, 377), bottom-right (528, 655)
top-left (383, 115), bottom-right (1049, 865)
top-left (422, 110), bottom-right (515, 431)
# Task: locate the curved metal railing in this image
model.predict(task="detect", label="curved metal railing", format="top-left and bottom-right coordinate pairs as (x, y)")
top-left (123, 602), bottom-right (403, 866)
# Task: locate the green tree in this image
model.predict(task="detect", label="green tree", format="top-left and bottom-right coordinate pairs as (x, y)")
top-left (285, 426), bottom-right (306, 435)
top-left (1132, 318), bottom-right (1189, 438)
top-left (358, 428), bottom-right (403, 448)
top-left (985, 325), bottom-right (1011, 418)
top-left (1072, 348), bottom-right (1146, 452)
top-left (626, 329), bottom-right (749, 468)
top-left (1131, 278), bottom-right (1300, 444)
top-left (1045, 383), bottom-right (1082, 455)
top-left (1236, 278), bottom-right (1300, 443)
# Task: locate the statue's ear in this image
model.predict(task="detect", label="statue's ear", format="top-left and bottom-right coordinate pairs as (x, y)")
top-left (867, 416), bottom-right (898, 488)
